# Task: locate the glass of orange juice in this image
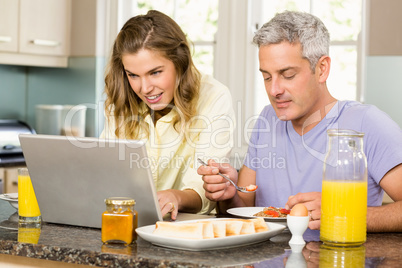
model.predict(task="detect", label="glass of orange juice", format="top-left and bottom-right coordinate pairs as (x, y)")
top-left (18, 168), bottom-right (41, 224)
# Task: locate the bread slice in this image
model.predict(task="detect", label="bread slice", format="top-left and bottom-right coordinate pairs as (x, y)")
top-left (153, 221), bottom-right (204, 239)
top-left (239, 220), bottom-right (256, 235)
top-left (211, 220), bottom-right (226, 238)
top-left (152, 218), bottom-right (269, 239)
top-left (249, 217), bottom-right (269, 233)
top-left (225, 220), bottom-right (243, 236)
top-left (202, 221), bottom-right (214, 239)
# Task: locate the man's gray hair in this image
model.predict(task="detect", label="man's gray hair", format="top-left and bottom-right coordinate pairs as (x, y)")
top-left (253, 11), bottom-right (330, 71)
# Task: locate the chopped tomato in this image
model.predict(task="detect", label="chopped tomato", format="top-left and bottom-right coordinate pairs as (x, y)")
top-left (279, 208), bottom-right (291, 215)
top-left (246, 184), bottom-right (258, 191)
top-left (264, 210), bottom-right (280, 217)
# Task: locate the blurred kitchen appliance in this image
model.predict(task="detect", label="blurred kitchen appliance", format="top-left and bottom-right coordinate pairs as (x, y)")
top-left (61, 105), bottom-right (87, 137)
top-left (0, 120), bottom-right (36, 167)
top-left (35, 105), bottom-right (63, 135)
top-left (35, 104), bottom-right (86, 137)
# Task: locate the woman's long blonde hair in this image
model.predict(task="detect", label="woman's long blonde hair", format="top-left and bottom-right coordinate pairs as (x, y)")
top-left (104, 10), bottom-right (200, 139)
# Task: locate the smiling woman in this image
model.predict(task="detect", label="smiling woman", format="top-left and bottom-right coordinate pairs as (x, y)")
top-left (100, 10), bottom-right (235, 221)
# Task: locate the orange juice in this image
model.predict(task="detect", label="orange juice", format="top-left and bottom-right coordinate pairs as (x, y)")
top-left (320, 180), bottom-right (367, 246)
top-left (18, 173), bottom-right (41, 219)
top-left (18, 226), bottom-right (42, 244)
top-left (319, 244), bottom-right (366, 267)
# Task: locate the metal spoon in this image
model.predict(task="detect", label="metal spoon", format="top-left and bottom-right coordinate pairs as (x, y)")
top-left (197, 158), bottom-right (257, 193)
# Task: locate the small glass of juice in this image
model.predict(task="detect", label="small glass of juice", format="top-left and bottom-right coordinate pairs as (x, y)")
top-left (18, 168), bottom-right (41, 224)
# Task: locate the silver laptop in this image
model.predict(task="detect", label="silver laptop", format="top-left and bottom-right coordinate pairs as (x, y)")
top-left (19, 134), bottom-right (163, 228)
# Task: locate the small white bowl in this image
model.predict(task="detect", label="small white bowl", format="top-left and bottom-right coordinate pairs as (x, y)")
top-left (0, 193), bottom-right (18, 210)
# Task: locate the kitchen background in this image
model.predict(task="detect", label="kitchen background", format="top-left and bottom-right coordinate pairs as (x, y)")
top-left (0, 0), bottom-right (401, 144)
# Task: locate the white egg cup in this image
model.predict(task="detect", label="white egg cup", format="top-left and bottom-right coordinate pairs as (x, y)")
top-left (286, 244), bottom-right (307, 268)
top-left (287, 215), bottom-right (309, 245)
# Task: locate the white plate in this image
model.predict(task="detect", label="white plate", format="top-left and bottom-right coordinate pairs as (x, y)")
top-left (135, 218), bottom-right (286, 251)
top-left (0, 193), bottom-right (18, 209)
top-left (227, 207), bottom-right (287, 221)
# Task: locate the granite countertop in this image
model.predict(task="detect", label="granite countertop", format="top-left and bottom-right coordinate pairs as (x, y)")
top-left (1, 200), bottom-right (402, 267)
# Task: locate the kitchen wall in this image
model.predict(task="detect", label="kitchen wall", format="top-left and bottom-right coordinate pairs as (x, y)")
top-left (0, 0), bottom-right (106, 137)
top-left (0, 57), bottom-right (104, 137)
top-left (0, 65), bottom-right (26, 120)
top-left (364, 0), bottom-right (402, 128)
top-left (365, 57), bottom-right (402, 128)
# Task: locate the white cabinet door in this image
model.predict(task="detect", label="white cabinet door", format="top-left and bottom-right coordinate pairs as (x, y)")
top-left (0, 0), bottom-right (19, 52)
top-left (19, 0), bottom-right (71, 56)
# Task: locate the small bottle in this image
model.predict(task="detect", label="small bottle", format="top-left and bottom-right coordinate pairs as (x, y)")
top-left (101, 197), bottom-right (138, 245)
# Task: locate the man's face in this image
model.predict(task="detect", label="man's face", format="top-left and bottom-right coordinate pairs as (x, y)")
top-left (258, 42), bottom-right (324, 126)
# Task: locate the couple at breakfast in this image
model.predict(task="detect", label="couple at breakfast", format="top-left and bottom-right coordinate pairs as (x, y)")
top-left (100, 10), bottom-right (402, 232)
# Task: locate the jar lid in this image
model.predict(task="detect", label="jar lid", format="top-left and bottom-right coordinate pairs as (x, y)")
top-left (105, 197), bottom-right (135, 205)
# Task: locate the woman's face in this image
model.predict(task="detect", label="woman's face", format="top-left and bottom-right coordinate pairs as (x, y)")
top-left (122, 49), bottom-right (177, 111)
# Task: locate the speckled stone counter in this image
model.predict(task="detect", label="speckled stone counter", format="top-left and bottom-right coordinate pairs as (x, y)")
top-left (1, 200), bottom-right (401, 267)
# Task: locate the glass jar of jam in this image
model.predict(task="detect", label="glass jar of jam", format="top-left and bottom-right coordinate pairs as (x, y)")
top-left (101, 197), bottom-right (138, 245)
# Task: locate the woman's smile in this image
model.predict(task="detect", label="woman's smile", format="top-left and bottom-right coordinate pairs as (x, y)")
top-left (146, 93), bottom-right (163, 103)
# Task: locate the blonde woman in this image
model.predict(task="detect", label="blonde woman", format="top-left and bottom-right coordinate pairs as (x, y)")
top-left (100, 10), bottom-right (235, 219)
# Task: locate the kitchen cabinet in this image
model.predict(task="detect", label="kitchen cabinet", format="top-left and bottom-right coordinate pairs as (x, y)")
top-left (0, 166), bottom-right (23, 193)
top-left (0, 0), bottom-right (18, 53)
top-left (0, 0), bottom-right (71, 67)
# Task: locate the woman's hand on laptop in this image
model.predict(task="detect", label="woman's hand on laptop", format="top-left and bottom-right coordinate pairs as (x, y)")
top-left (157, 189), bottom-right (203, 220)
top-left (158, 190), bottom-right (179, 220)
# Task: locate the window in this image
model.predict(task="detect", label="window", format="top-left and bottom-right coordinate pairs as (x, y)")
top-left (252, 0), bottom-right (363, 116)
top-left (212, 0), bottom-right (364, 161)
top-left (118, 0), bottom-right (218, 76)
top-left (112, 0), bottom-right (363, 108)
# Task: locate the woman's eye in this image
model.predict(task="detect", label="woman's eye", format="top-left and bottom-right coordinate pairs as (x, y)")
top-left (127, 73), bottom-right (137, 78)
top-left (151, 70), bottom-right (161, 76)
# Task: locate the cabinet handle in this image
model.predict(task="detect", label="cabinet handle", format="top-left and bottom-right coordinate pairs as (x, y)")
top-left (30, 39), bottom-right (60, 47)
top-left (0, 36), bottom-right (12, 43)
